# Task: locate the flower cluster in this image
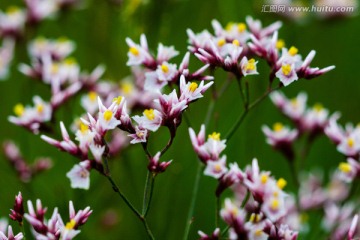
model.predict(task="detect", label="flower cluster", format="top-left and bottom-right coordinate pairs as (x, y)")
top-left (187, 16), bottom-right (334, 86)
top-left (8, 37), bottom-right (104, 133)
top-left (0, 192), bottom-right (91, 240)
top-left (189, 125), bottom-right (298, 239)
top-left (262, 91), bottom-right (336, 160)
top-left (126, 34), bottom-right (213, 92)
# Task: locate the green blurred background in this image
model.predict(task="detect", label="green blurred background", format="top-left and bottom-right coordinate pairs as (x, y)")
top-left (0, 0), bottom-right (359, 239)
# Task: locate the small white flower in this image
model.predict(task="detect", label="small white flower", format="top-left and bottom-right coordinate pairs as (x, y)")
top-left (275, 62), bottom-right (298, 86)
top-left (204, 156), bottom-right (228, 179)
top-left (133, 109), bottom-right (162, 132)
top-left (66, 160), bottom-right (91, 190)
top-left (240, 56), bottom-right (259, 76)
top-left (155, 62), bottom-right (177, 82)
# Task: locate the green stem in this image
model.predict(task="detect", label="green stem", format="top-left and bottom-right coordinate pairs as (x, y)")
top-left (215, 196), bottom-right (220, 229)
top-left (142, 172), bottom-right (156, 217)
top-left (19, 222), bottom-right (26, 240)
top-left (182, 162), bottom-right (203, 240)
top-left (225, 86), bottom-right (281, 141)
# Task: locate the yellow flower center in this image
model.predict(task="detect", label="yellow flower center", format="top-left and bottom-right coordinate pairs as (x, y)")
top-left (14, 104), bottom-right (24, 116)
top-left (260, 174), bottom-right (268, 184)
top-left (288, 46), bottom-right (298, 56)
top-left (339, 162), bottom-right (352, 173)
top-left (88, 91), bottom-right (97, 102)
top-left (270, 199), bottom-right (280, 210)
top-left (250, 213), bottom-right (261, 223)
top-left (237, 23), bottom-right (247, 33)
top-left (80, 122), bottom-right (89, 133)
top-left (281, 64), bottom-right (292, 76)
top-left (277, 178), bottom-right (287, 189)
top-left (208, 132), bottom-right (220, 141)
top-left (51, 63), bottom-right (59, 74)
top-left (245, 58), bottom-right (256, 71)
top-left (144, 109), bottom-right (155, 121)
top-left (347, 138), bottom-right (355, 148)
top-left (161, 63), bottom-right (169, 73)
top-left (276, 39), bottom-right (285, 49)
top-left (136, 131), bottom-right (144, 138)
top-left (7, 6), bottom-right (20, 14)
top-left (104, 110), bottom-right (113, 121)
top-left (255, 229), bottom-right (263, 236)
top-left (65, 219), bottom-right (76, 230)
top-left (64, 57), bottom-right (77, 66)
top-left (113, 96), bottom-right (123, 105)
top-left (121, 82), bottom-right (133, 94)
top-left (232, 39), bottom-right (240, 46)
top-left (230, 207), bottom-right (238, 217)
top-left (36, 104), bottom-right (44, 113)
top-left (217, 38), bottom-right (226, 47)
top-left (313, 103), bottom-right (323, 112)
top-left (214, 164), bottom-right (222, 173)
top-left (57, 37), bottom-right (69, 43)
top-left (225, 22), bottom-right (234, 31)
top-left (188, 82), bottom-right (198, 92)
top-left (129, 47), bottom-right (139, 56)
top-left (273, 122), bottom-right (284, 132)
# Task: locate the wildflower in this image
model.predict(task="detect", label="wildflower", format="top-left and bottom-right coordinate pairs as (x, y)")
top-left (81, 91), bottom-right (99, 114)
top-left (133, 108), bottom-right (163, 132)
top-left (240, 57), bottom-right (259, 76)
top-left (97, 97), bottom-right (121, 132)
top-left (262, 123), bottom-right (298, 147)
top-left (66, 160), bottom-right (91, 190)
top-left (179, 75), bottom-right (214, 103)
top-left (147, 152), bottom-right (172, 173)
top-left (156, 43), bottom-right (179, 63)
top-left (128, 126), bottom-right (148, 144)
top-left (126, 34), bottom-right (155, 67)
top-left (0, 6), bottom-right (26, 38)
top-left (204, 156), bottom-right (228, 179)
top-left (25, 0), bottom-right (58, 24)
top-left (155, 61), bottom-right (177, 82)
top-left (337, 134), bottom-right (360, 158)
top-left (275, 62), bottom-right (298, 86)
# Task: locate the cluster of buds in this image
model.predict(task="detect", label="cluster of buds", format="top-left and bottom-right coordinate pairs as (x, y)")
top-left (2, 141), bottom-right (52, 182)
top-left (8, 37), bottom-right (104, 134)
top-left (187, 17), bottom-right (334, 86)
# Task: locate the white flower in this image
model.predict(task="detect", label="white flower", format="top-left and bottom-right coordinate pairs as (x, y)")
top-left (80, 91), bottom-right (99, 114)
top-left (97, 97), bottom-right (121, 131)
top-left (337, 134), bottom-right (360, 157)
top-left (204, 156), bottom-right (228, 179)
top-left (66, 160), bottom-right (91, 190)
top-left (240, 56), bottom-right (259, 76)
top-left (89, 144), bottom-right (105, 163)
top-left (128, 126), bottom-right (148, 144)
top-left (262, 122), bottom-right (298, 146)
top-left (155, 62), bottom-right (177, 82)
top-left (179, 75), bottom-right (213, 103)
top-left (133, 109), bottom-right (163, 132)
top-left (275, 62), bottom-right (298, 86)
top-left (156, 43), bottom-right (179, 62)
